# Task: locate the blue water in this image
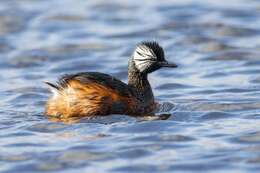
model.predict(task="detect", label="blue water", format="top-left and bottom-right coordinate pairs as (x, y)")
top-left (1, 0), bottom-right (260, 172)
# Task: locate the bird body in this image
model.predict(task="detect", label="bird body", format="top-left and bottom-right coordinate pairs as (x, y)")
top-left (45, 42), bottom-right (177, 118)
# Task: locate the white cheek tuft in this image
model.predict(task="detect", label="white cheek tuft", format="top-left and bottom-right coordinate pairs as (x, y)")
top-left (133, 45), bottom-right (156, 61)
top-left (134, 60), bottom-right (153, 72)
top-left (133, 45), bottom-right (156, 72)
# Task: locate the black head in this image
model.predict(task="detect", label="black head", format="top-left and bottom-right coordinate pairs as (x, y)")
top-left (132, 41), bottom-right (177, 74)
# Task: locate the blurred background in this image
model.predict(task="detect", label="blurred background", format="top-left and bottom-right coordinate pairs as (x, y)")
top-left (1, 0), bottom-right (260, 172)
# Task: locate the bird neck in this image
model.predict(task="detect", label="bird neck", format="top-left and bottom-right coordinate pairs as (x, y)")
top-left (127, 59), bottom-right (154, 105)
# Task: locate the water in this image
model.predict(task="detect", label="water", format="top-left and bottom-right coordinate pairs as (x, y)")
top-left (1, 0), bottom-right (260, 172)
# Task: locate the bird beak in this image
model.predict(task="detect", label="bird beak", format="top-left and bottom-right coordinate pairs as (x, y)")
top-left (159, 61), bottom-right (178, 68)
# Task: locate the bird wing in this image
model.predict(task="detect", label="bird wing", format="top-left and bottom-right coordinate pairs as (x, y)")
top-left (46, 72), bottom-right (133, 98)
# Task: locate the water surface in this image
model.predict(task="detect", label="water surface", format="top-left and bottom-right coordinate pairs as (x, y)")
top-left (1, 0), bottom-right (260, 172)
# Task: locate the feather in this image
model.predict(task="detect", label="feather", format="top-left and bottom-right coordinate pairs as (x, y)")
top-left (44, 82), bottom-right (61, 98)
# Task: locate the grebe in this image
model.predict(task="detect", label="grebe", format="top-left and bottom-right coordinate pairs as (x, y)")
top-left (45, 41), bottom-right (177, 118)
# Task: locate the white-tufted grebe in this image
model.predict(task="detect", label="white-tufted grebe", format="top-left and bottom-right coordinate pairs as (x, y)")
top-left (45, 41), bottom-right (177, 119)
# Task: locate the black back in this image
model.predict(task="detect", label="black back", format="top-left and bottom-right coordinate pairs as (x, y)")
top-left (55, 72), bottom-right (133, 97)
